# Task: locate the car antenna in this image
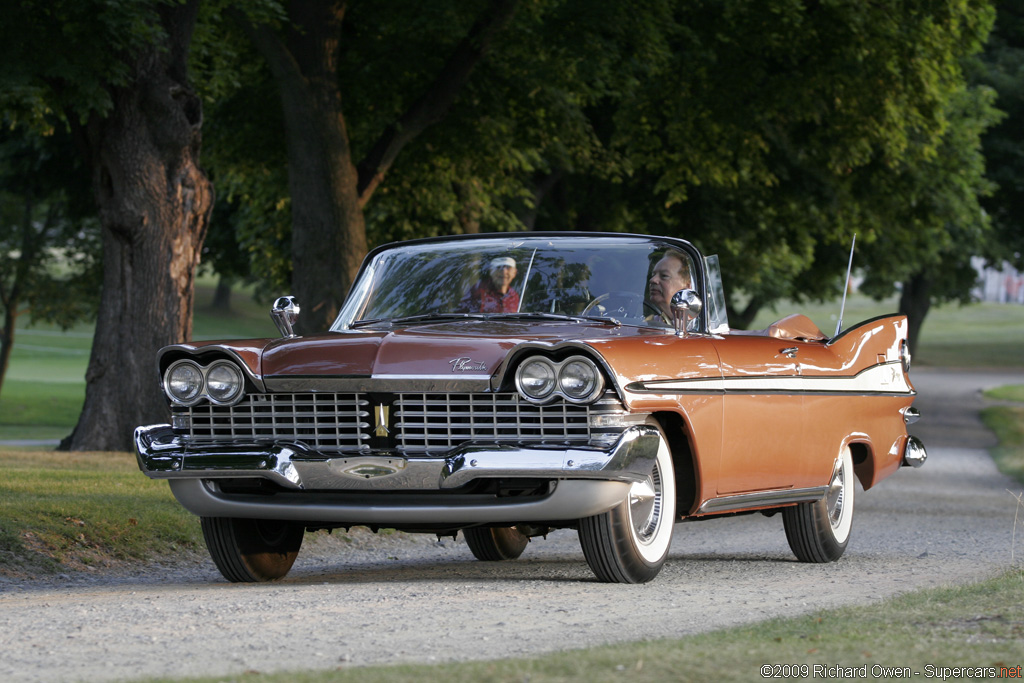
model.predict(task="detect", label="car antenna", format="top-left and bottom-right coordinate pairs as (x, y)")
top-left (834, 233), bottom-right (856, 337)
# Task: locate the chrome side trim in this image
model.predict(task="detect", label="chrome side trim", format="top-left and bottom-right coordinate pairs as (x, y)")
top-left (167, 477), bottom-right (630, 524)
top-left (902, 406), bottom-right (920, 425)
top-left (135, 423), bottom-right (661, 491)
top-left (696, 486), bottom-right (829, 515)
top-left (628, 361), bottom-right (914, 396)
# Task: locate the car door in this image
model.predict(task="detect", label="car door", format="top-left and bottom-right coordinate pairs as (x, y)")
top-left (711, 333), bottom-right (807, 494)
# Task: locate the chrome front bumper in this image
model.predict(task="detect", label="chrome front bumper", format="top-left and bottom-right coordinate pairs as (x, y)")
top-left (134, 423), bottom-right (662, 524)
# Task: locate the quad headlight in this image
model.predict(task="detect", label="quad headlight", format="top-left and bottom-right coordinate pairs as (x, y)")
top-left (164, 360), bottom-right (204, 405)
top-left (205, 360), bottom-right (245, 404)
top-left (515, 354), bottom-right (605, 404)
top-left (163, 358), bottom-right (246, 406)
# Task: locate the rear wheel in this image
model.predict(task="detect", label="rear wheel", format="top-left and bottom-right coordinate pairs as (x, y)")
top-left (783, 446), bottom-right (855, 562)
top-left (578, 427), bottom-right (676, 583)
top-left (200, 517), bottom-right (304, 582)
top-left (463, 526), bottom-right (529, 561)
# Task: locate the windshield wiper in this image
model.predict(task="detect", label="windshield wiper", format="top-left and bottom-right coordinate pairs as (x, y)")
top-left (487, 312), bottom-right (622, 326)
top-left (351, 313), bottom-right (487, 327)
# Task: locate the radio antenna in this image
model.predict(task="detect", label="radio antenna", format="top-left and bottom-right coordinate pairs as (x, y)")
top-left (834, 234), bottom-right (856, 337)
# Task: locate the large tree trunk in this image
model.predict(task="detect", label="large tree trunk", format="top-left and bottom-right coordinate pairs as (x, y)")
top-left (898, 272), bottom-right (933, 358)
top-left (244, 1), bottom-right (366, 335)
top-left (62, 1), bottom-right (212, 452)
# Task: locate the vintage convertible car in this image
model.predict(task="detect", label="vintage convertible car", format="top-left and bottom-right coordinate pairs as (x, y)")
top-left (135, 233), bottom-right (926, 584)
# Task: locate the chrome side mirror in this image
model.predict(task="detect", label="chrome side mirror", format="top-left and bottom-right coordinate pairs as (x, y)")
top-left (670, 289), bottom-right (702, 337)
top-left (271, 296), bottom-right (300, 338)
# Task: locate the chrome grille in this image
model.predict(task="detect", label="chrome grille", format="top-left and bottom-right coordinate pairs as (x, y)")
top-left (174, 391), bottom-right (625, 455)
top-left (180, 393), bottom-right (371, 451)
top-left (395, 392), bottom-right (594, 454)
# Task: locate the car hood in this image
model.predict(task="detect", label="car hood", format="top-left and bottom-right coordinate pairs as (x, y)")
top-left (172, 320), bottom-right (667, 386)
top-left (260, 320), bottom-right (664, 380)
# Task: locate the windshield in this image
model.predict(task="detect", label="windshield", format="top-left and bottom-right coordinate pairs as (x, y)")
top-left (332, 235), bottom-right (701, 330)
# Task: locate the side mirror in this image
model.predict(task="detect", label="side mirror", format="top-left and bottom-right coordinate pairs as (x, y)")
top-left (271, 296), bottom-right (300, 338)
top-left (670, 289), bottom-right (702, 337)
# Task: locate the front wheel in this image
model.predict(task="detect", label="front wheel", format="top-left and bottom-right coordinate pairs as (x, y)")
top-left (578, 427), bottom-right (677, 583)
top-left (200, 517), bottom-right (304, 582)
top-left (783, 446), bottom-right (855, 562)
top-left (463, 526), bottom-right (529, 561)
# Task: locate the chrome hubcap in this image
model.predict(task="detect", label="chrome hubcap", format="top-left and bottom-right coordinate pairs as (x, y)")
top-left (629, 463), bottom-right (663, 543)
top-left (827, 458), bottom-right (846, 530)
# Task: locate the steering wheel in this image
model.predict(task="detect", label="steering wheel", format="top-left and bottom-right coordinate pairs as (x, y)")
top-left (582, 291), bottom-right (667, 323)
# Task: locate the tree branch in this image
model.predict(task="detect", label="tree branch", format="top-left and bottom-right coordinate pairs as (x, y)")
top-left (356, 0), bottom-right (519, 206)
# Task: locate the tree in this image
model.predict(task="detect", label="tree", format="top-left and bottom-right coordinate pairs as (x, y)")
top-left (226, 0), bottom-right (520, 333)
top-left (1, 0), bottom-right (214, 451)
top-left (858, 84), bottom-right (1001, 354)
top-left (0, 126), bottom-right (99, 396)
top-left (204, 0), bottom-right (996, 344)
top-left (975, 0), bottom-right (1024, 270)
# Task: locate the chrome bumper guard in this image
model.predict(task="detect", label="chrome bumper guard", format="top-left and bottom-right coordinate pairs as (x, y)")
top-left (134, 424), bottom-right (661, 524)
top-left (902, 435), bottom-right (927, 468)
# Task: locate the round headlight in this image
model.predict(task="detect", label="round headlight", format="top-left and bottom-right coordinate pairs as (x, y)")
top-left (558, 357), bottom-right (603, 402)
top-left (516, 358), bottom-right (557, 401)
top-left (164, 360), bottom-right (204, 405)
top-left (205, 360), bottom-right (244, 404)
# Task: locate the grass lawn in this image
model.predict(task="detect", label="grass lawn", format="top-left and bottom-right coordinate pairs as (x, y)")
top-left (982, 388), bottom-right (1024, 485)
top-left (0, 450), bottom-right (202, 576)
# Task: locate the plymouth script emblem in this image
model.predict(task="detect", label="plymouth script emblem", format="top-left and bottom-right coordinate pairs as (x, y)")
top-left (374, 404), bottom-right (390, 437)
top-left (449, 357), bottom-right (487, 373)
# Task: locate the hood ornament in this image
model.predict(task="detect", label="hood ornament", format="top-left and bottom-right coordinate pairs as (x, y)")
top-left (271, 296), bottom-right (301, 338)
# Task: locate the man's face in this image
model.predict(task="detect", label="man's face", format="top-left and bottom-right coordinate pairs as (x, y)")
top-left (490, 264), bottom-right (517, 293)
top-left (648, 255), bottom-right (690, 312)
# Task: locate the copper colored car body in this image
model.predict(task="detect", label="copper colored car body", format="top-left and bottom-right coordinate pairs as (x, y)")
top-left (136, 233), bottom-right (925, 583)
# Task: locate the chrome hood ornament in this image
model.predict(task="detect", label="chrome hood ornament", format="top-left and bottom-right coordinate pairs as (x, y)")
top-left (271, 296), bottom-right (300, 338)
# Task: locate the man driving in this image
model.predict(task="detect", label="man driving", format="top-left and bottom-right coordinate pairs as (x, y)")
top-left (648, 250), bottom-right (692, 321)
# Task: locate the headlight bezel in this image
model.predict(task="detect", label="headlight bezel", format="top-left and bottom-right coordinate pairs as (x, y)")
top-left (515, 357), bottom-right (558, 402)
top-left (163, 359), bottom-right (206, 407)
top-left (515, 354), bottom-right (606, 405)
top-left (162, 358), bottom-right (247, 407)
top-left (557, 356), bottom-right (604, 403)
top-left (204, 359), bottom-right (245, 405)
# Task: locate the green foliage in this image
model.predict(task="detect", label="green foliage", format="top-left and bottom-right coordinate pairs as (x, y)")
top-left (0, 0), bottom-right (170, 127)
top-left (973, 1), bottom-right (1024, 269)
top-left (0, 123), bottom-right (101, 396)
top-left (175, 0), bottom-right (1007, 324)
top-left (857, 82), bottom-right (1001, 305)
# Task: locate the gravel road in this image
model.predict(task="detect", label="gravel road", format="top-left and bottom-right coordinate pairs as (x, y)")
top-left (1, 367), bottom-right (1022, 682)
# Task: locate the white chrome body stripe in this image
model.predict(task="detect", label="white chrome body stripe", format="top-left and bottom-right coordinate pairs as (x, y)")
top-left (633, 362), bottom-right (912, 395)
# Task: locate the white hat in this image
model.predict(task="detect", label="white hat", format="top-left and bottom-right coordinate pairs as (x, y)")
top-left (489, 256), bottom-right (516, 271)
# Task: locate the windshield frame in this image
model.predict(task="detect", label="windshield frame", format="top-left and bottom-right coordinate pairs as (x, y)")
top-left (330, 232), bottom-right (710, 332)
